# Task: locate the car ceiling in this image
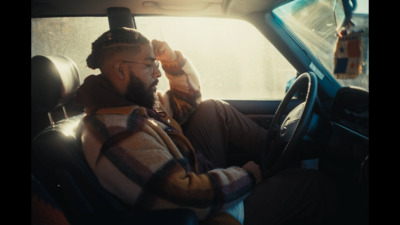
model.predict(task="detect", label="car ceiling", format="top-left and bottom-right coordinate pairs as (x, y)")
top-left (31, 0), bottom-right (289, 18)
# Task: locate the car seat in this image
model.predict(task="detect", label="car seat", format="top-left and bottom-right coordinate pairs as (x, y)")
top-left (31, 55), bottom-right (82, 139)
top-left (31, 55), bottom-right (198, 225)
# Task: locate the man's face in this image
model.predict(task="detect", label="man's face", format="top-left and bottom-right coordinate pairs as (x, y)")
top-left (122, 43), bottom-right (161, 108)
top-left (124, 70), bottom-right (156, 109)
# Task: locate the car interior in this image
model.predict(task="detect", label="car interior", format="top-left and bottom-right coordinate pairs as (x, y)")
top-left (31, 0), bottom-right (369, 224)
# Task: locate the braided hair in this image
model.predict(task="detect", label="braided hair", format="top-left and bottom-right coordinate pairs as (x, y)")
top-left (86, 27), bottom-right (150, 69)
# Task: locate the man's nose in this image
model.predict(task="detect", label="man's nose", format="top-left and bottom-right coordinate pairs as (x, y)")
top-left (153, 65), bottom-right (161, 78)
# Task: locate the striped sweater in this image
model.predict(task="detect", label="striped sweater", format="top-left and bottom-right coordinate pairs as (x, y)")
top-left (76, 54), bottom-right (255, 220)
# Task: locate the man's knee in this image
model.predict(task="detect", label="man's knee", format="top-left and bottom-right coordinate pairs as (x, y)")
top-left (183, 99), bottom-right (224, 131)
top-left (187, 99), bottom-right (228, 125)
top-left (197, 99), bottom-right (226, 111)
top-left (196, 99), bottom-right (233, 118)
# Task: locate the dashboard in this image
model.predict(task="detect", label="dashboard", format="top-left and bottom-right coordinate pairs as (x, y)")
top-left (331, 86), bottom-right (369, 140)
top-left (321, 86), bottom-right (369, 182)
top-left (315, 86), bottom-right (370, 193)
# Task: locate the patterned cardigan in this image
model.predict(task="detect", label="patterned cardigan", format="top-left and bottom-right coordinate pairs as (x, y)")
top-left (77, 53), bottom-right (255, 220)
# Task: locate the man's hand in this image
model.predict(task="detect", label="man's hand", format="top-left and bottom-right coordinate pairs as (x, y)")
top-left (152, 39), bottom-right (177, 62)
top-left (242, 161), bottom-right (262, 185)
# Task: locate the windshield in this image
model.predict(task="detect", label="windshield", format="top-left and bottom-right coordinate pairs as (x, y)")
top-left (273, 0), bottom-right (369, 90)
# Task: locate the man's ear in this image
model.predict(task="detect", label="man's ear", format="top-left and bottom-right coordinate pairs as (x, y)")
top-left (113, 61), bottom-right (125, 80)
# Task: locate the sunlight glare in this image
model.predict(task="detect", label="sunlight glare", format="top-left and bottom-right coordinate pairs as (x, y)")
top-left (138, 17), bottom-right (287, 100)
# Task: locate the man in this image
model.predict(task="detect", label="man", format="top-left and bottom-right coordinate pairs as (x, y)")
top-left (74, 27), bottom-right (337, 225)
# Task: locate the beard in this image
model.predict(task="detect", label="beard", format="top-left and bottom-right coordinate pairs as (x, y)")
top-left (124, 71), bottom-right (156, 109)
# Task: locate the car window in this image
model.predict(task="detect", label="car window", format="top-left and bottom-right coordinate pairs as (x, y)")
top-left (272, 0), bottom-right (369, 91)
top-left (31, 17), bottom-right (109, 84)
top-left (135, 16), bottom-right (296, 100)
top-left (31, 16), bottom-right (296, 100)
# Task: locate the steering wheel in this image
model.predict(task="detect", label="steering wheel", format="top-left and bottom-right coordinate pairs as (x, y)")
top-left (261, 72), bottom-right (318, 178)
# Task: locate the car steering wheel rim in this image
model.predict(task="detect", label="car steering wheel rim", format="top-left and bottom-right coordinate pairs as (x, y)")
top-left (261, 72), bottom-right (318, 178)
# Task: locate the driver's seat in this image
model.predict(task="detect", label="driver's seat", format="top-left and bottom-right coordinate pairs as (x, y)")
top-left (31, 55), bottom-right (198, 225)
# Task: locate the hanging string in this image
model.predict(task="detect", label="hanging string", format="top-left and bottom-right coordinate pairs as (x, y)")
top-left (333, 0), bottom-right (363, 79)
top-left (341, 0), bottom-right (357, 29)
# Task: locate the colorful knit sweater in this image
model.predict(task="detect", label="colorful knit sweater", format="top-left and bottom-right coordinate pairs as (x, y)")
top-left (74, 55), bottom-right (255, 220)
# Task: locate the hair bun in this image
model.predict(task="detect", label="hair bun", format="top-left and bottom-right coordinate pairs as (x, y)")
top-left (86, 27), bottom-right (149, 70)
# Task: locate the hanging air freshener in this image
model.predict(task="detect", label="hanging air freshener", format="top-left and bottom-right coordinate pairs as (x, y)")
top-left (334, 28), bottom-right (363, 79)
top-left (333, 0), bottom-right (363, 79)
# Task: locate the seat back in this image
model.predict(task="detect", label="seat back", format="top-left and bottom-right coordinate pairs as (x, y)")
top-left (32, 115), bottom-right (130, 220)
top-left (31, 174), bottom-right (71, 225)
top-left (31, 55), bottom-right (129, 221)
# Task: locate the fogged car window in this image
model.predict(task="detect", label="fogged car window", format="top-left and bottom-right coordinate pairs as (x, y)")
top-left (136, 17), bottom-right (296, 100)
top-left (31, 17), bottom-right (109, 84)
top-left (32, 16), bottom-right (296, 100)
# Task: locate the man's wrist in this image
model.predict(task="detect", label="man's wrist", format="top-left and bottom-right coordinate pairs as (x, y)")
top-left (161, 50), bottom-right (186, 75)
top-left (161, 50), bottom-right (186, 67)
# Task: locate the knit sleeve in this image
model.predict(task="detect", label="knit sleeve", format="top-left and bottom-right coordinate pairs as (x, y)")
top-left (160, 51), bottom-right (202, 124)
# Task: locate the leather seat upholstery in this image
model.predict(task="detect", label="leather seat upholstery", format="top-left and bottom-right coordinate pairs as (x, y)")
top-left (31, 55), bottom-right (82, 138)
top-left (31, 55), bottom-right (80, 114)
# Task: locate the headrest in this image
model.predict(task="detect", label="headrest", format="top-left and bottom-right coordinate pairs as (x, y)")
top-left (31, 55), bottom-right (80, 113)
